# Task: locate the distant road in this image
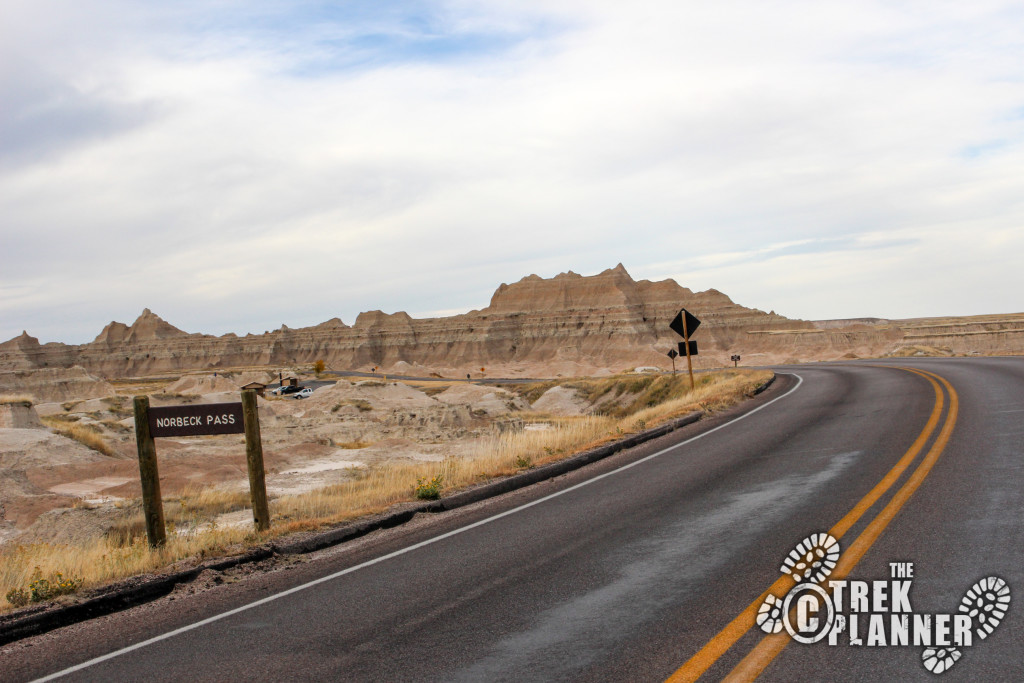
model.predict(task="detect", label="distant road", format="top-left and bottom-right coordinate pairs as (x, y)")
top-left (4, 358), bottom-right (1022, 681)
top-left (326, 367), bottom-right (716, 385)
top-left (327, 368), bottom-right (546, 384)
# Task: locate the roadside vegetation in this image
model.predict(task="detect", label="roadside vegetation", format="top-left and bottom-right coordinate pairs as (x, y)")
top-left (0, 369), bottom-right (771, 611)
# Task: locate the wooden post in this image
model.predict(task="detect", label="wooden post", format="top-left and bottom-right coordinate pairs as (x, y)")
top-left (133, 396), bottom-right (166, 547)
top-left (242, 389), bottom-right (270, 532)
top-left (682, 318), bottom-right (695, 390)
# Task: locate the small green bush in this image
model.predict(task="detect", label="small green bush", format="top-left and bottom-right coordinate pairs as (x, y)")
top-left (414, 475), bottom-right (443, 500)
top-left (5, 568), bottom-right (83, 607)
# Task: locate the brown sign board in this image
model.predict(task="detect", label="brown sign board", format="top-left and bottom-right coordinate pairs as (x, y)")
top-left (149, 402), bottom-right (245, 437)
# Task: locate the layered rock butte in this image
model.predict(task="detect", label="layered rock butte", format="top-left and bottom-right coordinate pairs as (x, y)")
top-left (2, 265), bottom-right (1022, 378)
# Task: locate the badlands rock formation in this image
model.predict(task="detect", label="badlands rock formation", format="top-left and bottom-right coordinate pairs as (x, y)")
top-left (0, 367), bottom-right (116, 403)
top-left (0, 267), bottom-right (800, 376)
top-left (0, 400), bottom-right (43, 429)
top-left (1, 265), bottom-right (1021, 378)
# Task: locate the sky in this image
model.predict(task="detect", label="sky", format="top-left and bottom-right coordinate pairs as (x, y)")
top-left (2, 1), bottom-right (1023, 344)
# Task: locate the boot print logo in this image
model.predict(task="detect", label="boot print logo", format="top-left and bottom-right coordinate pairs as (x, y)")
top-left (757, 533), bottom-right (1010, 674)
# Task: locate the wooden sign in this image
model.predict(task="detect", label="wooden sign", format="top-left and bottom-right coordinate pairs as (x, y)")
top-left (148, 402), bottom-right (244, 437)
top-left (134, 392), bottom-right (268, 546)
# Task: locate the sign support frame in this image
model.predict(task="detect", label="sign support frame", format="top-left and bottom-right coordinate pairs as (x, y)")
top-left (242, 389), bottom-right (270, 532)
top-left (132, 391), bottom-right (271, 547)
top-left (682, 315), bottom-right (695, 390)
top-left (133, 396), bottom-right (166, 548)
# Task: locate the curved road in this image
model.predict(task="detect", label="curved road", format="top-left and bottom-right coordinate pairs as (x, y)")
top-left (1, 358), bottom-right (1021, 681)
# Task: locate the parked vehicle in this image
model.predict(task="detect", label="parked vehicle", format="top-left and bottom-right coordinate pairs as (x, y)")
top-left (294, 387), bottom-right (314, 399)
top-left (271, 385), bottom-right (302, 396)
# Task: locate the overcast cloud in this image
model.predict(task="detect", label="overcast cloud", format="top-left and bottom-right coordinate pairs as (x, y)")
top-left (2, 0), bottom-right (1023, 344)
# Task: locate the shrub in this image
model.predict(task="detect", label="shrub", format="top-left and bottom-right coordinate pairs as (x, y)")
top-left (5, 568), bottom-right (83, 607)
top-left (414, 475), bottom-right (443, 500)
top-left (5, 587), bottom-right (29, 608)
top-left (29, 570), bottom-right (83, 602)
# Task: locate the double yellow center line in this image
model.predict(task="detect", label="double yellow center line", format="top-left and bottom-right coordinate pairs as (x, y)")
top-left (667, 366), bottom-right (959, 682)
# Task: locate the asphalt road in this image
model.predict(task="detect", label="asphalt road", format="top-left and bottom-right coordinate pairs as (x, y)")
top-left (326, 369), bottom-right (549, 384)
top-left (2, 358), bottom-right (1021, 682)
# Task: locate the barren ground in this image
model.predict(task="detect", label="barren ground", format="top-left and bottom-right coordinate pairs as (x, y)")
top-left (0, 367), bottom-right (675, 549)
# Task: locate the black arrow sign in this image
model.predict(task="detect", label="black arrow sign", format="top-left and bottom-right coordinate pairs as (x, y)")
top-left (669, 309), bottom-right (701, 339)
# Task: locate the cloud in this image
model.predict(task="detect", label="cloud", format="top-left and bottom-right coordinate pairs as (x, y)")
top-left (2, 1), bottom-right (1024, 343)
top-left (0, 70), bottom-right (156, 170)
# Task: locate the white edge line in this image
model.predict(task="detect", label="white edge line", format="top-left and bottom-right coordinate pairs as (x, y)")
top-left (35, 373), bottom-right (804, 682)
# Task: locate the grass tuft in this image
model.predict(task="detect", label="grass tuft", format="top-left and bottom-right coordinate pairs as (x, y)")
top-left (335, 440), bottom-right (372, 450)
top-left (42, 418), bottom-right (118, 457)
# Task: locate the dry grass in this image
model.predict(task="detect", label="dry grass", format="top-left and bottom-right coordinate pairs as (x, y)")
top-left (41, 418), bottom-right (118, 457)
top-left (338, 399), bottom-right (372, 412)
top-left (100, 396), bottom-right (132, 417)
top-left (0, 395), bottom-right (34, 407)
top-left (1, 531), bottom-right (259, 607)
top-left (1, 369), bottom-right (771, 610)
top-left (174, 486), bottom-right (252, 520)
top-left (335, 440), bottom-right (373, 449)
top-left (100, 418), bottom-right (132, 433)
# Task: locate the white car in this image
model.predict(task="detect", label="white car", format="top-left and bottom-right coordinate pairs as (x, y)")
top-left (294, 387), bottom-right (314, 399)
